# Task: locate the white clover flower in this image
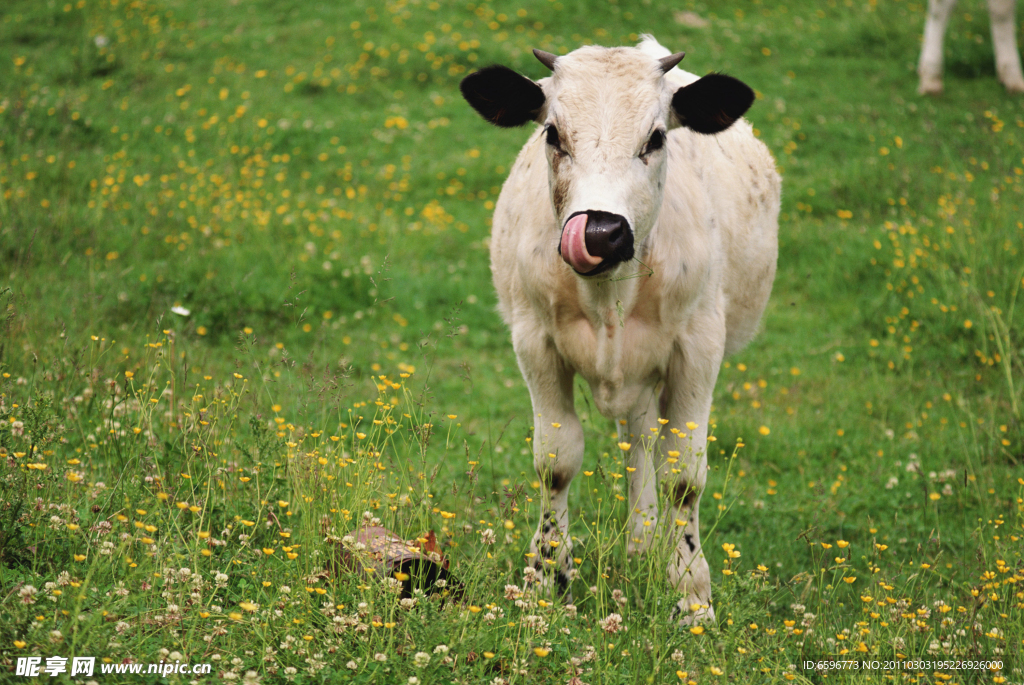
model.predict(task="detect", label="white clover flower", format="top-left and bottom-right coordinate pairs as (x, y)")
top-left (413, 652), bottom-right (431, 668)
top-left (598, 613), bottom-right (624, 634)
top-left (19, 585), bottom-right (38, 604)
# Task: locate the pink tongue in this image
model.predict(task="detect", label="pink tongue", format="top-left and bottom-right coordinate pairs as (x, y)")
top-left (559, 214), bottom-right (602, 273)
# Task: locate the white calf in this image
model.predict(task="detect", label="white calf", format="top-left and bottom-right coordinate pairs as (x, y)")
top-left (461, 37), bottom-right (780, 624)
top-left (919, 0), bottom-right (1024, 93)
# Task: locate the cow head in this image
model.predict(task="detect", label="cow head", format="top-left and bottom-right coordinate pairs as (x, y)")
top-left (461, 43), bottom-right (754, 277)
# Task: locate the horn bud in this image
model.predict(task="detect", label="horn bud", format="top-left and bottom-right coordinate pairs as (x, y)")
top-left (533, 49), bottom-right (558, 71)
top-left (658, 51), bottom-right (686, 73)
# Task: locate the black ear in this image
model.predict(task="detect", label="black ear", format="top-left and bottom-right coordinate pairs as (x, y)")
top-left (671, 73), bottom-right (755, 135)
top-left (460, 65), bottom-right (546, 128)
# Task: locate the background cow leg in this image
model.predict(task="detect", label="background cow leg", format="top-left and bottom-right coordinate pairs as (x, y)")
top-left (659, 313), bottom-right (725, 625)
top-left (623, 388), bottom-right (662, 556)
top-left (513, 327), bottom-right (582, 601)
top-left (989, 0), bottom-right (1024, 92)
top-left (918, 0), bottom-right (958, 94)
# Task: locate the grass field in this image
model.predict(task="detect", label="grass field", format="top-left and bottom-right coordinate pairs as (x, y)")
top-left (1, 0), bottom-right (1023, 682)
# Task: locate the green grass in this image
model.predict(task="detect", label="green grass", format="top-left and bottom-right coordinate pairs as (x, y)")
top-left (1, 0), bottom-right (1023, 682)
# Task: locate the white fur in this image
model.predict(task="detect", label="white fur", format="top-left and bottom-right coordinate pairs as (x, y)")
top-left (919, 0), bottom-right (1024, 93)
top-left (488, 38), bottom-right (780, 624)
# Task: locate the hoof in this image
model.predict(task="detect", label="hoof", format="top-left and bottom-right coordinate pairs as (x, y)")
top-left (1002, 79), bottom-right (1024, 94)
top-left (532, 565), bottom-right (574, 604)
top-left (671, 599), bottom-right (716, 627)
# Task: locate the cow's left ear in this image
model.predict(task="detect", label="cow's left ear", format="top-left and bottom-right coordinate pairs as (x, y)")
top-left (671, 73), bottom-right (755, 135)
top-left (460, 65), bottom-right (546, 128)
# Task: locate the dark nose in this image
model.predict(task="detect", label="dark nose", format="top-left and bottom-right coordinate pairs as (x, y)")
top-left (584, 210), bottom-right (634, 263)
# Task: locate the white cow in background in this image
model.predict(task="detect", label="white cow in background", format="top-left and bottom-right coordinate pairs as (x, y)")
top-left (460, 36), bottom-right (779, 624)
top-left (919, 0), bottom-right (1024, 93)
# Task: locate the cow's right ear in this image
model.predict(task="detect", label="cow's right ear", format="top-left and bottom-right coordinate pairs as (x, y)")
top-left (460, 65), bottom-right (546, 128)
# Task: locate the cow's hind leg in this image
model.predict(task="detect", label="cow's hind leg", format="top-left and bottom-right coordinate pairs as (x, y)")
top-left (514, 327), bottom-right (582, 600)
top-left (989, 0), bottom-right (1024, 92)
top-left (660, 312), bottom-right (726, 626)
top-left (918, 0), bottom-right (958, 94)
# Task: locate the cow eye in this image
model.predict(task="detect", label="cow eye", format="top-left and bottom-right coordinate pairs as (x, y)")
top-left (642, 130), bottom-right (665, 156)
top-left (545, 124), bottom-right (563, 151)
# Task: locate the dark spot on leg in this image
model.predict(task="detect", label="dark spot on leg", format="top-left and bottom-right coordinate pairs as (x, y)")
top-left (541, 508), bottom-right (557, 534)
top-left (543, 469), bottom-right (569, 494)
top-left (555, 569), bottom-right (570, 596)
top-left (684, 533), bottom-right (696, 553)
top-left (672, 481), bottom-right (698, 510)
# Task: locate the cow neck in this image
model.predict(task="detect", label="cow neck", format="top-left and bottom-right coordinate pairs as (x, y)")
top-left (574, 271), bottom-right (641, 330)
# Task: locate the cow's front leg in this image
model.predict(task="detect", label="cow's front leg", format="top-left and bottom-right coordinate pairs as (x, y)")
top-left (513, 327), bottom-right (582, 600)
top-left (661, 313), bottom-right (726, 626)
top-left (623, 388), bottom-right (662, 556)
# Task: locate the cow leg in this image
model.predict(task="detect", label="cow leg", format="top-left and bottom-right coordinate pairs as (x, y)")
top-left (989, 0), bottom-right (1024, 92)
top-left (623, 388), bottom-right (662, 555)
top-left (659, 310), bottom-right (726, 626)
top-left (919, 0), bottom-right (958, 94)
top-left (513, 327), bottom-right (582, 600)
